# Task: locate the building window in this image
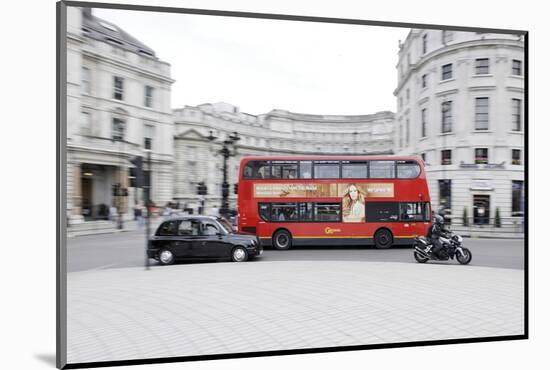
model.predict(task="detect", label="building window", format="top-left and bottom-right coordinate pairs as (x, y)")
top-left (512, 98), bottom-right (522, 131)
top-left (421, 108), bottom-right (427, 137)
top-left (81, 67), bottom-right (90, 94)
top-left (512, 149), bottom-right (521, 165)
top-left (441, 149), bottom-right (452, 165)
top-left (144, 124), bottom-right (154, 150)
top-left (475, 58), bottom-right (490, 75)
top-left (512, 59), bottom-right (523, 76)
top-left (144, 85), bottom-right (154, 108)
top-left (442, 30), bottom-right (453, 44)
top-left (422, 74), bottom-right (427, 88)
top-left (406, 88), bottom-right (410, 103)
top-left (512, 180), bottom-right (524, 216)
top-left (407, 53), bottom-right (411, 67)
top-left (399, 96), bottom-right (403, 109)
top-left (422, 33), bottom-right (428, 54)
top-left (113, 76), bottom-right (124, 100)
top-left (421, 153), bottom-right (426, 163)
top-left (441, 101), bottom-right (452, 133)
top-left (442, 63), bottom-right (453, 80)
top-left (475, 148), bottom-right (489, 164)
top-left (81, 111), bottom-right (91, 135)
top-left (475, 97), bottom-right (489, 130)
top-left (399, 124), bottom-right (403, 148)
top-left (112, 117), bottom-right (126, 141)
top-left (438, 179), bottom-right (452, 212)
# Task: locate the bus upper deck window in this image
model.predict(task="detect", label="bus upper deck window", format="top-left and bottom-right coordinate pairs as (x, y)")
top-left (396, 161), bottom-right (420, 179)
top-left (299, 161), bottom-right (312, 179)
top-left (369, 161), bottom-right (395, 178)
top-left (244, 161), bottom-right (270, 179)
top-left (271, 161), bottom-right (298, 179)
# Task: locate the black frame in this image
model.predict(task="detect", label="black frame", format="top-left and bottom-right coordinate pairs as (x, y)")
top-left (57, 2), bottom-right (529, 369)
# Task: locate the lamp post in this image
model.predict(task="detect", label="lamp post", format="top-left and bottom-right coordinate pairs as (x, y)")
top-left (144, 148), bottom-right (152, 270)
top-left (111, 136), bottom-right (125, 230)
top-left (206, 130), bottom-right (240, 219)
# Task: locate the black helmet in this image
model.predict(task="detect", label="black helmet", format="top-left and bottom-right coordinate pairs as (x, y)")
top-left (434, 214), bottom-right (444, 225)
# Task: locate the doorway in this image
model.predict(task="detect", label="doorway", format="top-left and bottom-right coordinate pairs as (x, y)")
top-left (81, 176), bottom-right (92, 220)
top-left (473, 195), bottom-right (490, 225)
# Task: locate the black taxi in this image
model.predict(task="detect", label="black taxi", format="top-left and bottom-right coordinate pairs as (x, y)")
top-left (148, 216), bottom-right (262, 265)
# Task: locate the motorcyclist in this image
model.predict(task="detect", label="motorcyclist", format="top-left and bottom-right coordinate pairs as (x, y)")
top-left (426, 212), bottom-right (446, 258)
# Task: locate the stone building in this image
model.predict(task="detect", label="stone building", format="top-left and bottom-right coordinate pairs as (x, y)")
top-left (173, 102), bottom-right (394, 212)
top-left (394, 29), bottom-right (525, 228)
top-left (66, 8), bottom-right (174, 223)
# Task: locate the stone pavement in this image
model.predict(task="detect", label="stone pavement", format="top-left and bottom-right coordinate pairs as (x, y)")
top-left (67, 260), bottom-right (524, 364)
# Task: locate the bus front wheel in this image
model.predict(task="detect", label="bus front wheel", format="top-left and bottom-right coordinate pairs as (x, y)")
top-left (273, 230), bottom-right (292, 250)
top-left (374, 229), bottom-right (393, 249)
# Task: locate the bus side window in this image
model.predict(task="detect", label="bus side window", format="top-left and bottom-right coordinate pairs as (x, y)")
top-left (369, 161), bottom-right (396, 179)
top-left (299, 161), bottom-right (312, 179)
top-left (259, 203), bottom-right (270, 221)
top-left (397, 161), bottom-right (421, 179)
top-left (272, 163), bottom-right (298, 179)
top-left (244, 161), bottom-right (270, 179)
top-left (299, 202), bottom-right (313, 221)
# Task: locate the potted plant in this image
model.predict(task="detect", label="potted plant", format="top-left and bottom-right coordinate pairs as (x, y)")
top-left (463, 207), bottom-right (469, 226)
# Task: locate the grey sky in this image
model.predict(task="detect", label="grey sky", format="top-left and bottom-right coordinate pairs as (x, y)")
top-left (94, 8), bottom-right (410, 115)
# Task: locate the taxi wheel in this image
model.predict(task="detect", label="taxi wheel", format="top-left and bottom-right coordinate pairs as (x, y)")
top-left (158, 249), bottom-right (175, 265)
top-left (232, 246), bottom-right (248, 262)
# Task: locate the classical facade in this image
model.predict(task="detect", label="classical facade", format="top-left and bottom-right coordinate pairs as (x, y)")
top-left (173, 102), bottom-right (394, 211)
top-left (66, 8), bottom-right (174, 223)
top-left (394, 30), bottom-right (525, 226)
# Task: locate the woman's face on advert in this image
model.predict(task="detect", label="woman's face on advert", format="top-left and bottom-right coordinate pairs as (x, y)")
top-left (349, 185), bottom-right (358, 201)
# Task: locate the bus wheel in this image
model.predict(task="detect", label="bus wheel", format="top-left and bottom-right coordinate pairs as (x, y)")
top-left (374, 229), bottom-right (393, 249)
top-left (273, 230), bottom-right (292, 250)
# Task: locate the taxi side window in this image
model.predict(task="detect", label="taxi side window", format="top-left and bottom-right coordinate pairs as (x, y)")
top-left (158, 221), bottom-right (177, 236)
top-left (202, 222), bottom-right (219, 236)
top-left (177, 220), bottom-right (200, 236)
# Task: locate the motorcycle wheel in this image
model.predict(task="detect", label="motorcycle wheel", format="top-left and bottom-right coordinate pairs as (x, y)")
top-left (414, 251), bottom-right (429, 263)
top-left (456, 248), bottom-right (472, 265)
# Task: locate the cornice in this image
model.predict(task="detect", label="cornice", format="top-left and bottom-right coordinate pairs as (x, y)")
top-left (395, 38), bottom-right (524, 94)
top-left (82, 49), bottom-right (175, 84)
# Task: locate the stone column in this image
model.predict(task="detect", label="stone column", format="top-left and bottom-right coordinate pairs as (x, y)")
top-left (122, 166), bottom-right (129, 214)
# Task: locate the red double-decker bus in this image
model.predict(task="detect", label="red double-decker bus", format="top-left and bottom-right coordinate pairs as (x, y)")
top-left (237, 155), bottom-right (432, 249)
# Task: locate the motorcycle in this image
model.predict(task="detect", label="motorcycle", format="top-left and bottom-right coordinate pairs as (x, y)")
top-left (413, 229), bottom-right (472, 265)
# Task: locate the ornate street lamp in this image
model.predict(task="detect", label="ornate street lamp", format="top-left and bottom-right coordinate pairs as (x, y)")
top-left (207, 130), bottom-right (241, 219)
top-left (111, 136), bottom-right (125, 230)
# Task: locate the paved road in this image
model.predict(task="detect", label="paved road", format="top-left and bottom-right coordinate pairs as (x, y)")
top-left (67, 231), bottom-right (524, 272)
top-left (67, 261), bottom-right (524, 364)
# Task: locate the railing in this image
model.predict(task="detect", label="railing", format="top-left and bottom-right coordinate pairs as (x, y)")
top-left (446, 216), bottom-right (525, 237)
